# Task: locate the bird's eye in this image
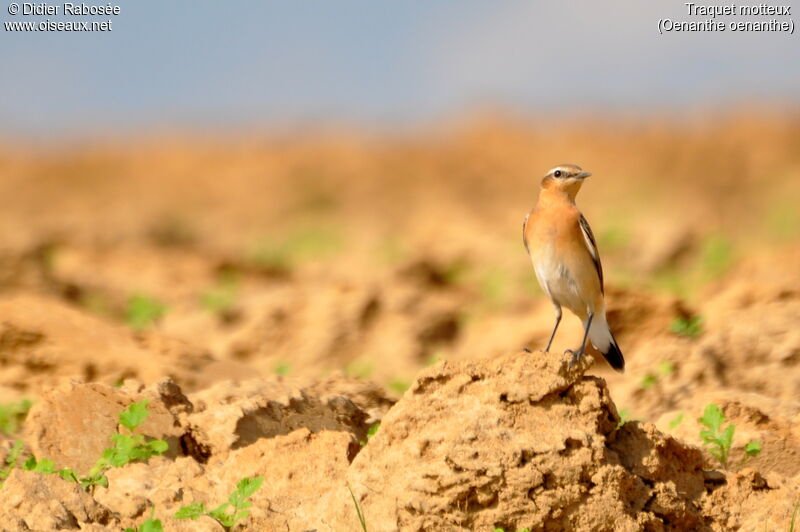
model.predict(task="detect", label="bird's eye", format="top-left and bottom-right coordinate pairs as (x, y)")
top-left (554, 170), bottom-right (562, 178)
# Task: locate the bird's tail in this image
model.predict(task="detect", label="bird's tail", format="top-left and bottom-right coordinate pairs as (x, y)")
top-left (588, 311), bottom-right (625, 372)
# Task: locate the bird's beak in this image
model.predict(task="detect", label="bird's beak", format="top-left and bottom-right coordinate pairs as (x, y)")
top-left (577, 171), bottom-right (592, 179)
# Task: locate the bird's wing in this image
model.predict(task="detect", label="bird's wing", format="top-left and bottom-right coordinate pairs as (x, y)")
top-left (522, 213), bottom-right (530, 254)
top-left (578, 213), bottom-right (604, 294)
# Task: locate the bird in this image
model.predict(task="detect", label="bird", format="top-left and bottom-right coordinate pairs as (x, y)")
top-left (522, 164), bottom-right (625, 372)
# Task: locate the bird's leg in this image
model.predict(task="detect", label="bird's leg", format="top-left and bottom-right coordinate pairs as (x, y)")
top-left (543, 305), bottom-right (562, 352)
top-left (566, 312), bottom-right (593, 368)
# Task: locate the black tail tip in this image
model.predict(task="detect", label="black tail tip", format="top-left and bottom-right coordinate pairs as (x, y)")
top-left (602, 341), bottom-right (625, 373)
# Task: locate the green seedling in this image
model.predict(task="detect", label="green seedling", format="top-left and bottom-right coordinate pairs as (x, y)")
top-left (2, 401), bottom-right (167, 492)
top-left (651, 268), bottom-right (689, 298)
top-left (616, 409), bottom-right (632, 429)
top-left (658, 361), bottom-right (675, 376)
top-left (387, 379), bottom-right (410, 395)
top-left (640, 360), bottom-right (676, 390)
top-left (81, 399), bottom-right (168, 490)
top-left (274, 362), bottom-right (290, 377)
top-left (126, 294), bottom-right (167, 330)
top-left (744, 440), bottom-right (762, 457)
top-left (345, 360), bottom-right (374, 380)
top-left (669, 412), bottom-right (685, 429)
top-left (348, 485), bottom-right (368, 532)
top-left (124, 518), bottom-right (163, 532)
top-left (23, 456), bottom-right (54, 473)
top-left (119, 399), bottom-right (151, 429)
top-left (790, 498), bottom-right (799, 532)
top-left (1, 441), bottom-right (77, 488)
top-left (200, 275), bottom-right (239, 316)
top-left (440, 257), bottom-right (470, 286)
top-left (699, 405), bottom-right (765, 469)
top-left (21, 456), bottom-right (77, 482)
top-left (640, 374), bottom-right (658, 390)
top-left (0, 399), bottom-right (32, 435)
top-left (700, 235), bottom-right (734, 279)
top-left (425, 352), bottom-right (443, 367)
top-left (125, 506), bottom-right (163, 532)
top-left (359, 423), bottom-right (380, 446)
top-left (699, 404), bottom-right (735, 467)
top-left (249, 227), bottom-right (342, 272)
top-left (670, 316), bottom-right (703, 338)
top-left (175, 476), bottom-right (264, 531)
top-left (0, 440), bottom-right (24, 487)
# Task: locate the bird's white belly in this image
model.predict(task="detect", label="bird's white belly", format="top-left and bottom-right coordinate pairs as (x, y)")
top-left (531, 248), bottom-right (586, 314)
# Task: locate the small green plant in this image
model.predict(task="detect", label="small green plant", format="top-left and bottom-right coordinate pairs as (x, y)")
top-left (669, 412), bottom-right (685, 429)
top-left (698, 404), bottom-right (762, 469)
top-left (359, 423), bottom-right (380, 446)
top-left (425, 352), bottom-right (443, 367)
top-left (274, 362), bottom-right (290, 376)
top-left (790, 498), bottom-right (799, 532)
top-left (348, 485), bottom-right (368, 532)
top-left (1, 401), bottom-right (167, 492)
top-left (200, 271), bottom-right (239, 316)
top-left (387, 379), bottom-right (410, 395)
top-left (124, 518), bottom-right (163, 532)
top-left (249, 227), bottom-right (342, 271)
top-left (81, 399), bottom-right (168, 490)
top-left (440, 257), bottom-right (470, 286)
top-left (658, 361), bottom-right (675, 376)
top-left (0, 399), bottom-right (32, 435)
top-left (345, 360), bottom-right (374, 380)
top-left (700, 235), bottom-right (734, 279)
top-left (126, 294), bottom-right (167, 330)
top-left (670, 316), bottom-right (703, 338)
top-left (744, 440), bottom-right (762, 457)
top-left (124, 506), bottom-right (163, 532)
top-left (616, 409), bottom-right (643, 429)
top-left (0, 440), bottom-right (24, 487)
top-left (616, 409), bottom-right (631, 429)
top-left (21, 455), bottom-right (79, 482)
top-left (640, 374), bottom-right (658, 390)
top-left (698, 404), bottom-right (735, 467)
top-left (175, 476), bottom-right (264, 531)
top-left (0, 442), bottom-right (75, 488)
top-left (640, 360), bottom-right (676, 390)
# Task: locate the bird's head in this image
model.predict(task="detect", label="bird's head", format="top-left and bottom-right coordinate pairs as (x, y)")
top-left (541, 164), bottom-right (591, 200)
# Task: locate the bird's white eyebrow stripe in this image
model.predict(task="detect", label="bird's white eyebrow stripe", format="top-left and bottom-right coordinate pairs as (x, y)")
top-left (578, 214), bottom-right (604, 294)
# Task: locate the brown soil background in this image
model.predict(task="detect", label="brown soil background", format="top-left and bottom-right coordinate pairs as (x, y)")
top-left (1, 112), bottom-right (799, 530)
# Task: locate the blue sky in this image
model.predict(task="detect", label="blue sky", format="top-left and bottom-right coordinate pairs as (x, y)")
top-left (1, 1), bottom-right (798, 136)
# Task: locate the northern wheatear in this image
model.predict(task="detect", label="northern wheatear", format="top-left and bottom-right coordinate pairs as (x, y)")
top-left (523, 164), bottom-right (625, 371)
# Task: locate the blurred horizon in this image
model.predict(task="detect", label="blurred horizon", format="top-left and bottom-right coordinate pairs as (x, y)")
top-left (2, 1), bottom-right (799, 139)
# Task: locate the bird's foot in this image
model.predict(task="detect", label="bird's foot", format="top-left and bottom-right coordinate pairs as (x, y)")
top-left (565, 348), bottom-right (585, 369)
top-left (522, 346), bottom-right (532, 353)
